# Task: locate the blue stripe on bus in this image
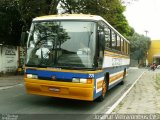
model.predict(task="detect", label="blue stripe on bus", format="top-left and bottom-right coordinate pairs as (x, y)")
top-left (26, 69), bottom-right (89, 80)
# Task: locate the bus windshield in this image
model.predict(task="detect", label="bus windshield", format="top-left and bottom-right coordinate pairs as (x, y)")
top-left (26, 21), bottom-right (96, 69)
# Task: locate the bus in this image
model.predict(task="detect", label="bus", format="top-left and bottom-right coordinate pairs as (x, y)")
top-left (23, 14), bottom-right (130, 101)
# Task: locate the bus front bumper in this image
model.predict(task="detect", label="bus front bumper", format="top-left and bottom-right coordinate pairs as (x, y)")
top-left (24, 78), bottom-right (94, 101)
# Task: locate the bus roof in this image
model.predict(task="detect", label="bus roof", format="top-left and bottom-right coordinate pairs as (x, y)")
top-left (33, 14), bottom-right (129, 43)
top-left (33, 14), bottom-right (102, 21)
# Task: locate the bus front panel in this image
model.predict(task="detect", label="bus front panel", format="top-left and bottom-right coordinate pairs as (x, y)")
top-left (24, 69), bottom-right (95, 101)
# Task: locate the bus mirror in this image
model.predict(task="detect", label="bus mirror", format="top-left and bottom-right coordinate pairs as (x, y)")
top-left (21, 32), bottom-right (28, 47)
top-left (98, 31), bottom-right (105, 49)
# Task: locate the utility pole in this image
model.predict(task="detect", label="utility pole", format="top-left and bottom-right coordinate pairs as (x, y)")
top-left (144, 30), bottom-right (149, 67)
top-left (144, 30), bottom-right (149, 36)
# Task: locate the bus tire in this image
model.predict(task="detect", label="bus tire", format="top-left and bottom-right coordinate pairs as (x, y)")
top-left (120, 68), bottom-right (126, 85)
top-left (96, 73), bottom-right (109, 102)
top-left (97, 80), bottom-right (107, 102)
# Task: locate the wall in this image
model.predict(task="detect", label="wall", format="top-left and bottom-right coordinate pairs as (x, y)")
top-left (147, 40), bottom-right (160, 65)
top-left (0, 45), bottom-right (18, 74)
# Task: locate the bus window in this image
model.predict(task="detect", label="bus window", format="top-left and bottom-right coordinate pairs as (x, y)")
top-left (124, 41), bottom-right (127, 54)
top-left (128, 43), bottom-right (130, 55)
top-left (117, 35), bottom-right (121, 51)
top-left (121, 39), bottom-right (124, 53)
top-left (126, 42), bottom-right (129, 55)
top-left (112, 31), bottom-right (116, 49)
top-left (104, 27), bottom-right (111, 49)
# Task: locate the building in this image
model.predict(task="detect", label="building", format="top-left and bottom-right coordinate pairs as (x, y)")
top-left (147, 40), bottom-right (160, 65)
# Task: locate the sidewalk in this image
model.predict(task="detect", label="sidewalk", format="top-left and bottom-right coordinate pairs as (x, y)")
top-left (0, 75), bottom-right (24, 87)
top-left (112, 69), bottom-right (160, 114)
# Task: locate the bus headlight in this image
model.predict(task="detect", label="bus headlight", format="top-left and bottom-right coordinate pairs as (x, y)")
top-left (72, 78), bottom-right (80, 83)
top-left (26, 74), bottom-right (38, 79)
top-left (72, 78), bottom-right (92, 84)
top-left (80, 78), bottom-right (87, 83)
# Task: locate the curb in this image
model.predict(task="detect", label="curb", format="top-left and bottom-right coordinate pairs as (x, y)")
top-left (104, 71), bottom-right (146, 115)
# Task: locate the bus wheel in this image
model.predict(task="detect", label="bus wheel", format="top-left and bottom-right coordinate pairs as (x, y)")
top-left (120, 69), bottom-right (126, 85)
top-left (97, 80), bottom-right (107, 102)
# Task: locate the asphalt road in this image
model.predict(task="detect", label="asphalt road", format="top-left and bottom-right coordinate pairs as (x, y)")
top-left (0, 68), bottom-right (145, 120)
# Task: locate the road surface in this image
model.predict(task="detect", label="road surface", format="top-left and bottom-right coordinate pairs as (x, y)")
top-left (0, 68), bottom-right (145, 120)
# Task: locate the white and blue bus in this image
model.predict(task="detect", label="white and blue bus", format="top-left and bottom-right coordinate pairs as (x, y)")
top-left (23, 14), bottom-right (130, 101)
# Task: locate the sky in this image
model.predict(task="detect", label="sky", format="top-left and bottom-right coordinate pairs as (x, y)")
top-left (124, 0), bottom-right (160, 40)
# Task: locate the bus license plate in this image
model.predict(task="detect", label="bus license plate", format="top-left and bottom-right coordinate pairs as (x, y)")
top-left (49, 87), bottom-right (60, 92)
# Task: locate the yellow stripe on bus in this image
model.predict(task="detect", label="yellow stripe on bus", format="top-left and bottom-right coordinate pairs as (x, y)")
top-left (104, 51), bottom-right (129, 58)
top-left (97, 80), bottom-right (103, 89)
top-left (109, 72), bottom-right (124, 83)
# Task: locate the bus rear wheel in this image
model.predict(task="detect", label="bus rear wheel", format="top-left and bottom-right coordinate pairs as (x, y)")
top-left (120, 69), bottom-right (126, 85)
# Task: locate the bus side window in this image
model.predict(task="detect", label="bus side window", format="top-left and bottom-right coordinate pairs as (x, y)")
top-left (104, 27), bottom-right (111, 49)
top-left (127, 42), bottom-right (130, 55)
top-left (121, 39), bottom-right (124, 53)
top-left (126, 42), bottom-right (128, 55)
top-left (117, 35), bottom-right (121, 51)
top-left (124, 41), bottom-right (127, 54)
top-left (111, 31), bottom-right (116, 49)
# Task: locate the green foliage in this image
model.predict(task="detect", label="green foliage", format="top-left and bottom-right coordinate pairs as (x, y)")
top-left (0, 0), bottom-right (50, 46)
top-left (15, 0), bottom-right (49, 29)
top-left (101, 0), bottom-right (134, 37)
top-left (128, 33), bottom-right (151, 60)
top-left (0, 0), bottom-right (22, 45)
top-left (48, 0), bottom-right (60, 14)
top-left (0, 0), bottom-right (135, 46)
top-left (59, 0), bottom-right (134, 37)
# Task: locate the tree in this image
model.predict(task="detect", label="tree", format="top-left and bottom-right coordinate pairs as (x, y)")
top-left (0, 0), bottom-right (23, 45)
top-left (128, 33), bottom-right (151, 64)
top-left (100, 0), bottom-right (134, 37)
top-left (45, 0), bottom-right (60, 14)
top-left (0, 0), bottom-right (135, 46)
top-left (16, 0), bottom-right (49, 29)
top-left (58, 0), bottom-right (134, 37)
top-left (0, 0), bottom-right (50, 46)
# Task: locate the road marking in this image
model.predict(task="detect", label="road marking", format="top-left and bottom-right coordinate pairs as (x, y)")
top-left (0, 84), bottom-right (23, 90)
top-left (129, 67), bottom-right (139, 69)
top-left (103, 71), bottom-right (145, 115)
